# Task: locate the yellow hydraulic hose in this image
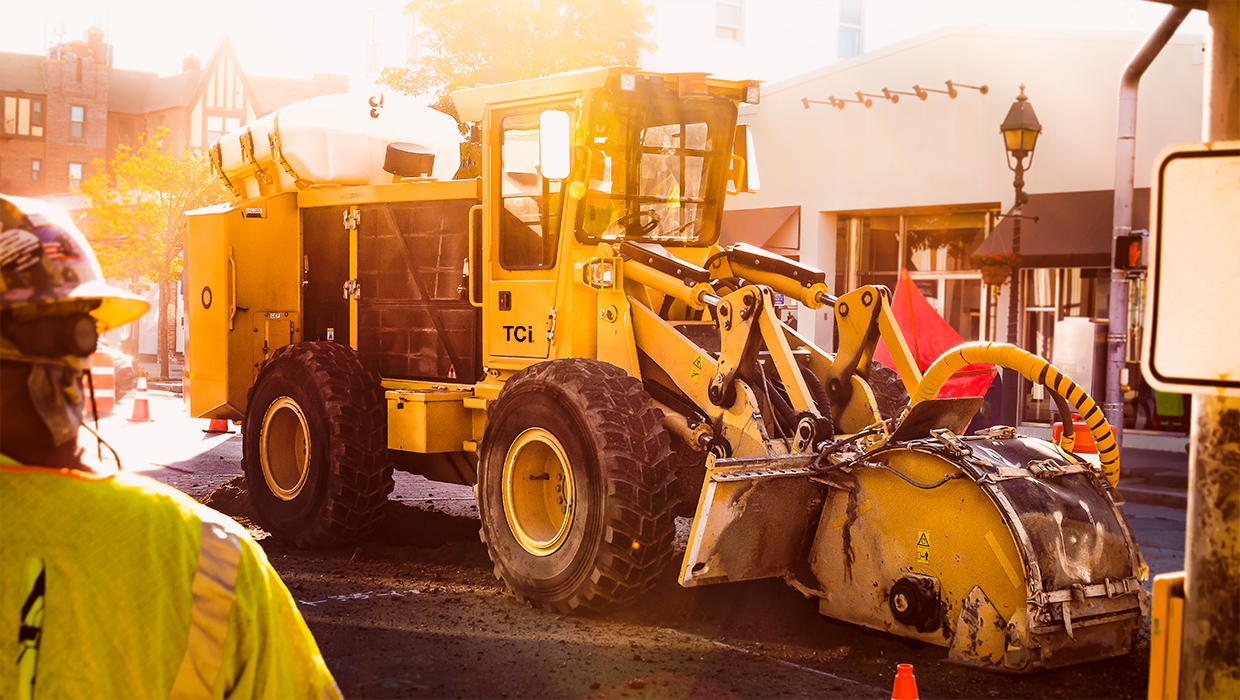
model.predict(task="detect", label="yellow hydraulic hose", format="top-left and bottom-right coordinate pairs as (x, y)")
top-left (911, 341), bottom-right (1120, 487)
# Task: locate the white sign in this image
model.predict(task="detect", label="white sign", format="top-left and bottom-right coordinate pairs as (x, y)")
top-left (1142, 142), bottom-right (1240, 397)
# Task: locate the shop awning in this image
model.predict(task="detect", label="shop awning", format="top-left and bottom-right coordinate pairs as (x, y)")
top-left (720, 206), bottom-right (800, 250)
top-left (975, 189), bottom-right (1149, 268)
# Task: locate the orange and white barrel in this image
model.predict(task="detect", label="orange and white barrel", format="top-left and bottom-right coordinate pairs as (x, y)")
top-left (1054, 414), bottom-right (1118, 468)
top-left (88, 353), bottom-right (116, 414)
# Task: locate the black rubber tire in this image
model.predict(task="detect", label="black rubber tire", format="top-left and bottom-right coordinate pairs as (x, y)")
top-left (477, 358), bottom-right (676, 613)
top-left (868, 361), bottom-right (911, 422)
top-left (242, 341), bottom-right (393, 547)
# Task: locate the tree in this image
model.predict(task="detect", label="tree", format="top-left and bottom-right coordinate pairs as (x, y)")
top-left (379, 0), bottom-right (654, 116)
top-left (76, 127), bottom-right (228, 378)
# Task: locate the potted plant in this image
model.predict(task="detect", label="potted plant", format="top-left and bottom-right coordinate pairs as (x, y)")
top-left (971, 252), bottom-right (1021, 287)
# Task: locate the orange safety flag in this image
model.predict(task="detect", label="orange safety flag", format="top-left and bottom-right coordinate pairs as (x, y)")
top-left (874, 269), bottom-right (995, 399)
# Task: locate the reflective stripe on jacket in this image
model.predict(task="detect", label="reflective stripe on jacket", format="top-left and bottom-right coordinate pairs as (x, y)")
top-left (0, 464), bottom-right (341, 699)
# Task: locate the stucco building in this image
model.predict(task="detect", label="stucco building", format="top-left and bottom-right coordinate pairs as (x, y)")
top-left (727, 25), bottom-right (1203, 446)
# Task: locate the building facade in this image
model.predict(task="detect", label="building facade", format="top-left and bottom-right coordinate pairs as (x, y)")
top-left (1, 30), bottom-right (348, 200)
top-left (727, 26), bottom-right (1203, 446)
top-left (640, 0), bottom-right (865, 83)
top-left (1, 29), bottom-right (349, 356)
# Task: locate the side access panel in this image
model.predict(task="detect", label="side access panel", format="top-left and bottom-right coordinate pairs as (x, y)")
top-left (185, 194), bottom-right (301, 419)
top-left (355, 199), bottom-right (481, 382)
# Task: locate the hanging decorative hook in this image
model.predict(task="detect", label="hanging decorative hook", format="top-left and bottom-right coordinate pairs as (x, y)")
top-left (946, 80), bottom-right (989, 96)
top-left (882, 87), bottom-right (921, 104)
top-left (859, 90), bottom-right (895, 104)
top-left (803, 80), bottom-right (989, 111)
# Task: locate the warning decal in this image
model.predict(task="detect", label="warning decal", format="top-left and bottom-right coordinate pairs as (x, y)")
top-left (690, 355), bottom-right (703, 383)
top-left (916, 530), bottom-right (930, 564)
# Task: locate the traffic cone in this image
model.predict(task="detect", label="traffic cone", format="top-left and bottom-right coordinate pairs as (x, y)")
top-left (128, 370), bottom-right (151, 422)
top-left (203, 418), bottom-right (234, 434)
top-left (891, 664), bottom-right (918, 700)
top-left (448, 364), bottom-right (456, 379)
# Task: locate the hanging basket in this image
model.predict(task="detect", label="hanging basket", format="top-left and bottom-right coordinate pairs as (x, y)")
top-left (979, 263), bottom-right (1012, 287)
top-left (972, 253), bottom-right (1021, 287)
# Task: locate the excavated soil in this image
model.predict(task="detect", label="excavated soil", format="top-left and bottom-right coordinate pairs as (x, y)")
top-left (200, 479), bottom-right (1153, 699)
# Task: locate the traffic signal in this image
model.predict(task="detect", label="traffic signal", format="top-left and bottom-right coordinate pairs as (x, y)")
top-left (1115, 234), bottom-right (1145, 270)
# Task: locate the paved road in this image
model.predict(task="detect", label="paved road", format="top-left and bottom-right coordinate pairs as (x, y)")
top-left (85, 390), bottom-right (1190, 698)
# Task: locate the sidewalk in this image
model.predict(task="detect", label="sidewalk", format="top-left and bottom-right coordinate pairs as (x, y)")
top-left (137, 355), bottom-right (183, 394)
top-left (1115, 445), bottom-right (1189, 509)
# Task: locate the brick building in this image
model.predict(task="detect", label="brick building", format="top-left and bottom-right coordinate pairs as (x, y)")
top-left (1, 30), bottom-right (348, 199)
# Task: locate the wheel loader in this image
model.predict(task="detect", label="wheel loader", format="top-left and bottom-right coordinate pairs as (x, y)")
top-left (185, 68), bottom-right (1148, 672)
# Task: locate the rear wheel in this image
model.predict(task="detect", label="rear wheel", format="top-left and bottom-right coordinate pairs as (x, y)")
top-left (478, 359), bottom-right (676, 613)
top-left (243, 342), bottom-right (393, 547)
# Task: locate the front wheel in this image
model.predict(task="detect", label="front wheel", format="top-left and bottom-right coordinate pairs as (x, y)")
top-left (477, 359), bottom-right (676, 613)
top-left (242, 342), bottom-right (393, 547)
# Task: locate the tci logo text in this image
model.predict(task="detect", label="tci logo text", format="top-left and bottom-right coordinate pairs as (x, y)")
top-left (503, 325), bottom-right (536, 342)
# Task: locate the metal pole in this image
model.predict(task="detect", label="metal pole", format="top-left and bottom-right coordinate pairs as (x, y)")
top-left (1180, 1), bottom-right (1240, 697)
top-left (1002, 158), bottom-right (1026, 426)
top-left (1106, 6), bottom-right (1190, 445)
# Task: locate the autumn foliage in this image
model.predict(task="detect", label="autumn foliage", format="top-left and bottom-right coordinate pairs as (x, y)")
top-left (379, 0), bottom-right (653, 116)
top-left (75, 127), bottom-right (228, 375)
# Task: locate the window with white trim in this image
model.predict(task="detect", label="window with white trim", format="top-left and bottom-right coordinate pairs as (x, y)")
top-left (206, 115), bottom-right (240, 146)
top-left (367, 9), bottom-right (383, 75)
top-left (838, 0), bottom-right (863, 59)
top-left (32, 159), bottom-right (41, 182)
top-left (406, 13), bottom-right (421, 63)
top-left (68, 162), bottom-right (83, 186)
top-left (70, 105), bottom-right (85, 139)
top-left (2, 95), bottom-right (45, 137)
top-left (715, 1), bottom-right (743, 41)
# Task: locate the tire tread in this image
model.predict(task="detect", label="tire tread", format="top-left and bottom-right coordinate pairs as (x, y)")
top-left (480, 358), bottom-right (676, 613)
top-left (243, 341), bottom-right (393, 547)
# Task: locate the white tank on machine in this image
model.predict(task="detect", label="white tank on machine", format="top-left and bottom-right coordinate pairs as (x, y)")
top-left (211, 91), bottom-right (463, 199)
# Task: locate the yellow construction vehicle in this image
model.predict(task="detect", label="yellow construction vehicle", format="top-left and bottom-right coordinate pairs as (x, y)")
top-left (186, 68), bottom-right (1147, 672)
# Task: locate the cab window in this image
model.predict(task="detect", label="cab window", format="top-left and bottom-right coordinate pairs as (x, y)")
top-left (499, 112), bottom-right (569, 270)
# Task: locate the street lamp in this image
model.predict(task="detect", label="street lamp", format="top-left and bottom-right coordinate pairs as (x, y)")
top-left (998, 85), bottom-right (1041, 426)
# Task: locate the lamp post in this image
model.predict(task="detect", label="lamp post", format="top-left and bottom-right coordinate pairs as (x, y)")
top-left (999, 86), bottom-right (1041, 426)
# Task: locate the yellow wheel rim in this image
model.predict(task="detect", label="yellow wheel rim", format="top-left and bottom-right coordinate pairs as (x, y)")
top-left (260, 397), bottom-right (311, 501)
top-left (502, 428), bottom-right (575, 556)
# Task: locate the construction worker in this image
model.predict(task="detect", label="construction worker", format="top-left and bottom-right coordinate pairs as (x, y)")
top-left (0, 194), bottom-right (341, 700)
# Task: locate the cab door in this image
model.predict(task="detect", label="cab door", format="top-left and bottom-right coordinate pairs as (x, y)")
top-left (485, 105), bottom-right (573, 360)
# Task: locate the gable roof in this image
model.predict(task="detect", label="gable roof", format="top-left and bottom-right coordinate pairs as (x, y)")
top-left (246, 74), bottom-right (349, 114)
top-left (1, 39), bottom-right (347, 118)
top-left (0, 52), bottom-right (48, 94)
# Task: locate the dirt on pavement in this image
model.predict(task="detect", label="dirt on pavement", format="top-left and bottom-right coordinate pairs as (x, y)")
top-left (202, 478), bottom-right (1153, 700)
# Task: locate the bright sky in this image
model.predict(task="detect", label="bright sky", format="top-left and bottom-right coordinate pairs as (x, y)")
top-left (0, 0), bottom-right (373, 79)
top-left (0, 0), bottom-right (1210, 85)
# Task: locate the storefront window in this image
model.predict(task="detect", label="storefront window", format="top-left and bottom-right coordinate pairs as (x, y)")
top-left (836, 209), bottom-right (993, 346)
top-left (857, 216), bottom-right (898, 290)
top-left (904, 212), bottom-right (986, 272)
top-left (834, 217), bottom-right (850, 295)
top-left (1018, 268), bottom-right (1110, 425)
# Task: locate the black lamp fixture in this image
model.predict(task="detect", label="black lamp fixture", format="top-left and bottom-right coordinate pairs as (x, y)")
top-left (1000, 85), bottom-right (1043, 185)
top-left (997, 85), bottom-right (1041, 427)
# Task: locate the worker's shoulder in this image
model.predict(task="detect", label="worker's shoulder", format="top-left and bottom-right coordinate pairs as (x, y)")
top-left (2, 465), bottom-right (247, 540)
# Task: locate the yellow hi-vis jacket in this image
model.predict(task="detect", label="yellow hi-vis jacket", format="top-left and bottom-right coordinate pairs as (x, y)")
top-left (0, 462), bottom-right (342, 700)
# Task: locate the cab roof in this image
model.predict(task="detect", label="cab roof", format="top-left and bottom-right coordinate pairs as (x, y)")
top-left (452, 67), bottom-right (755, 122)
